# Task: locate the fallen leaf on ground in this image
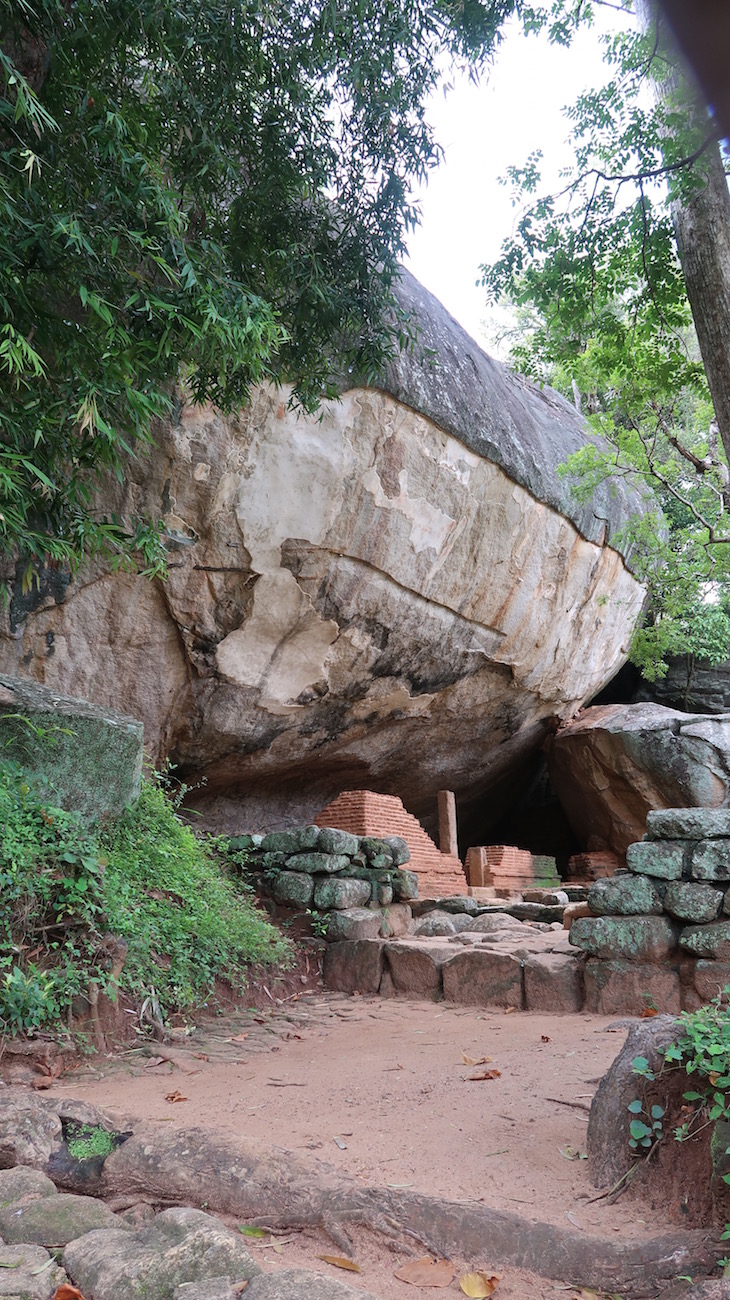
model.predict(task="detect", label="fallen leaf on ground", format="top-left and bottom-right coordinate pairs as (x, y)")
top-left (54, 1287), bottom-right (86, 1300)
top-left (193, 1052), bottom-right (209, 1061)
top-left (504, 1007), bottom-right (516, 1015)
top-left (317, 1255), bottom-right (362, 1273)
top-left (641, 1008), bottom-right (658, 1018)
top-left (238, 1225), bottom-right (268, 1238)
top-left (567, 1211), bottom-right (581, 1228)
top-left (0, 1260), bottom-right (22, 1269)
top-left (467, 1069), bottom-right (501, 1082)
top-left (145, 1056), bottom-right (166, 1068)
top-left (164, 1090), bottom-right (188, 1103)
top-left (459, 1270), bottom-right (501, 1296)
top-left (32, 1077), bottom-right (55, 1090)
top-left (541, 1035), bottom-right (551, 1043)
top-left (229, 1032), bottom-right (249, 1042)
top-left (462, 1053), bottom-right (491, 1066)
top-left (333, 1136), bottom-right (347, 1149)
top-left (558, 1146), bottom-right (585, 1161)
top-left (393, 1257), bottom-right (456, 1287)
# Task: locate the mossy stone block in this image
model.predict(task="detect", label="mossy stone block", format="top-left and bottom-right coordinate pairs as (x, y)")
top-left (588, 875), bottom-right (663, 916)
top-left (317, 827), bottom-right (359, 856)
top-left (569, 915), bottom-right (677, 962)
top-left (665, 881), bottom-right (723, 923)
top-left (313, 877), bottom-right (371, 910)
top-left (271, 872), bottom-right (314, 908)
top-left (626, 840), bottom-right (684, 879)
top-left (647, 808), bottom-right (730, 841)
top-left (0, 1192), bottom-right (127, 1245)
top-left (228, 834), bottom-right (262, 852)
top-left (383, 835), bottom-right (410, 865)
top-left (285, 852), bottom-right (351, 875)
top-left (392, 869), bottom-right (419, 901)
top-left (0, 674), bottom-right (142, 822)
top-left (260, 826), bottom-right (320, 854)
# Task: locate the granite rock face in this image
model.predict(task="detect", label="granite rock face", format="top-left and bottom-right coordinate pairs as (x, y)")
top-left (548, 703), bottom-right (730, 856)
top-left (0, 272), bottom-right (646, 834)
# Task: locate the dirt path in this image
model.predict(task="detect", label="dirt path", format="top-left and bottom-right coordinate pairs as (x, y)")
top-left (67, 994), bottom-right (672, 1298)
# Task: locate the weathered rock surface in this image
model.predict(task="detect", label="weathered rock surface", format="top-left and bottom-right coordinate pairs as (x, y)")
top-left (664, 882), bottom-right (723, 924)
top-left (0, 1243), bottom-right (68, 1297)
top-left (548, 703), bottom-right (730, 856)
top-left (0, 1190), bottom-right (125, 1245)
top-left (587, 875), bottom-right (663, 916)
top-left (0, 674), bottom-right (142, 821)
top-left (63, 1207), bottom-right (261, 1300)
top-left (584, 960), bottom-right (681, 1016)
top-left (0, 271), bottom-right (646, 837)
top-left (587, 1016), bottom-right (681, 1189)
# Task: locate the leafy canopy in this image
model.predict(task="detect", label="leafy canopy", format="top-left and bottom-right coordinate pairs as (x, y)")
top-left (481, 1), bottom-right (730, 679)
top-left (1, 0), bottom-right (514, 587)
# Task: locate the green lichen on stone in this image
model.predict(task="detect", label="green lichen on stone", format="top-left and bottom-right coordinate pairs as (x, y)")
top-left (312, 876), bottom-right (371, 911)
top-left (647, 808), bottom-right (730, 841)
top-left (679, 919), bottom-right (730, 958)
top-left (271, 871), bottom-right (315, 908)
top-left (626, 840), bottom-right (685, 880)
top-left (0, 674), bottom-right (142, 823)
top-left (260, 826), bottom-right (320, 854)
top-left (692, 841), bottom-right (730, 882)
top-left (569, 914), bottom-right (677, 962)
top-left (664, 881), bottom-right (723, 924)
top-left (393, 869), bottom-right (419, 901)
top-left (587, 875), bottom-right (663, 917)
top-left (284, 852), bottom-right (351, 875)
top-left (316, 827), bottom-right (359, 856)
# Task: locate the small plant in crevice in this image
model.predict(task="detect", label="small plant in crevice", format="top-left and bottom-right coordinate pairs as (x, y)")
top-left (65, 1122), bottom-right (116, 1162)
top-left (305, 909), bottom-right (330, 939)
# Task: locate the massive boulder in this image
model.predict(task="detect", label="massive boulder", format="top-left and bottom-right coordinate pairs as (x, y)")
top-left (0, 272), bottom-right (647, 837)
top-left (548, 702), bottom-right (730, 856)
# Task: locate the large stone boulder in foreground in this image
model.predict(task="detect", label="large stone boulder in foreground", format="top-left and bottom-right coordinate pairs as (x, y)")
top-left (548, 702), bottom-right (730, 856)
top-left (0, 271), bottom-right (647, 835)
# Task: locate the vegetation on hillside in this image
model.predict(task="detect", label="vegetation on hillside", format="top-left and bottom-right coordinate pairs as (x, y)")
top-left (0, 760), bottom-right (289, 1036)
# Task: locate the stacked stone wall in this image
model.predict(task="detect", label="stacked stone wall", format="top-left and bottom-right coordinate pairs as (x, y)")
top-left (569, 808), bottom-right (730, 1014)
top-left (315, 791), bottom-right (466, 898)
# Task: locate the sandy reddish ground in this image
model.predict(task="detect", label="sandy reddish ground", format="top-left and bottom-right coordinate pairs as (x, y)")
top-left (66, 993), bottom-right (669, 1299)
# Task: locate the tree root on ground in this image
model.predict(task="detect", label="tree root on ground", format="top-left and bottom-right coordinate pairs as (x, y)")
top-left (0, 1088), bottom-right (719, 1294)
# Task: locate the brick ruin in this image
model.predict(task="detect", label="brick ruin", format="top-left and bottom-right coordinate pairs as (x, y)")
top-left (315, 790), bottom-right (467, 899)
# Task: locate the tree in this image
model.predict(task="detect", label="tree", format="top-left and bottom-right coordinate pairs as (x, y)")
top-left (481, 0), bottom-right (730, 678)
top-left (0, 0), bottom-right (515, 592)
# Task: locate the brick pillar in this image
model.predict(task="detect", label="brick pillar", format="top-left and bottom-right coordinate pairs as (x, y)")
top-left (437, 790), bottom-right (458, 858)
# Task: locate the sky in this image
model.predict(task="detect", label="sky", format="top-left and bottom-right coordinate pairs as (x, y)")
top-left (404, 14), bottom-right (621, 353)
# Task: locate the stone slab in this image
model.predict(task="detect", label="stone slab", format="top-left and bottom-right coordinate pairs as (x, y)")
top-left (0, 1243), bottom-right (67, 1297)
top-left (383, 942), bottom-right (452, 1000)
top-left (0, 1166), bottom-right (57, 1205)
top-left (0, 674), bottom-right (143, 822)
top-left (261, 826), bottom-right (320, 853)
top-left (647, 808), bottom-right (730, 840)
top-left (523, 952), bottom-right (584, 1012)
top-left (570, 915), bottom-right (678, 962)
top-left (317, 827), bottom-right (359, 856)
top-left (323, 940), bottom-right (384, 995)
top-left (285, 852), bottom-right (351, 875)
top-left (584, 960), bottom-right (681, 1015)
top-left (441, 948), bottom-right (523, 1008)
top-left (626, 841), bottom-right (685, 880)
top-left (379, 903), bottom-right (413, 938)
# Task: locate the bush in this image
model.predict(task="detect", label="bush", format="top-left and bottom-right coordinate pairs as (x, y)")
top-left (0, 762), bottom-right (291, 1032)
top-left (101, 779), bottom-right (291, 1011)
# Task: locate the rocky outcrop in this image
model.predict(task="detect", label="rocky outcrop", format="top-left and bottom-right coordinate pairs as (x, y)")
top-left (548, 702), bottom-right (730, 856)
top-left (0, 674), bottom-right (143, 820)
top-left (0, 272), bottom-right (647, 836)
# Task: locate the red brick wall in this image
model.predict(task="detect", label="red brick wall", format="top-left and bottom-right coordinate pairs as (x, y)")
top-left (315, 791), bottom-right (467, 900)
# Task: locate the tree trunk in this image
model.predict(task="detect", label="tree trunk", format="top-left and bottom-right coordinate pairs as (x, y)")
top-left (635, 0), bottom-right (730, 466)
top-left (671, 142), bottom-right (730, 466)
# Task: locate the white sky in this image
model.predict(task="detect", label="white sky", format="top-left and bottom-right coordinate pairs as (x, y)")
top-left (404, 15), bottom-right (621, 352)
